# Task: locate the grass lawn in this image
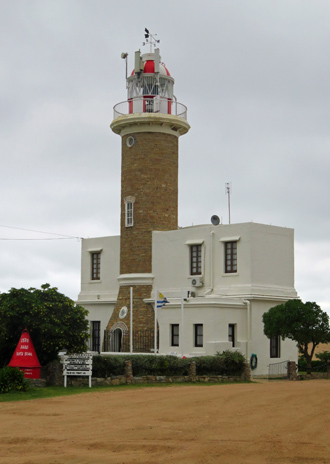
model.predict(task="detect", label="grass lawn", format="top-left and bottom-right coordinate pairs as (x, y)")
top-left (0, 380), bottom-right (251, 403)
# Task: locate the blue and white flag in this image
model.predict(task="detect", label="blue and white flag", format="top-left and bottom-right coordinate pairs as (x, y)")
top-left (157, 291), bottom-right (169, 309)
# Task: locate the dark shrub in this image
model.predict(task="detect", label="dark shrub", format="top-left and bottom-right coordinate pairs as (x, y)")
top-left (298, 355), bottom-right (328, 373)
top-left (92, 351), bottom-right (247, 378)
top-left (92, 355), bottom-right (128, 377)
top-left (0, 366), bottom-right (28, 394)
top-left (131, 355), bottom-right (190, 376)
top-left (192, 356), bottom-right (224, 375)
top-left (216, 350), bottom-right (246, 376)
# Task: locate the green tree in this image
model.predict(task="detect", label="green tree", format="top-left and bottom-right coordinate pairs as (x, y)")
top-left (263, 299), bottom-right (330, 374)
top-left (0, 284), bottom-right (89, 367)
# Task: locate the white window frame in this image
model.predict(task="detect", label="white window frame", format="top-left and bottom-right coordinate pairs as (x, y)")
top-left (125, 202), bottom-right (133, 227)
top-left (124, 196), bottom-right (135, 228)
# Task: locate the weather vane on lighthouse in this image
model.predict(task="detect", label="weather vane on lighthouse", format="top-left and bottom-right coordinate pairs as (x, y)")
top-left (142, 28), bottom-right (160, 52)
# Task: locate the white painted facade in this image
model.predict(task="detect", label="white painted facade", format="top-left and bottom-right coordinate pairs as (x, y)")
top-left (77, 221), bottom-right (298, 376)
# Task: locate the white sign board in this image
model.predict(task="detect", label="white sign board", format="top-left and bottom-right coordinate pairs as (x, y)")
top-left (63, 354), bottom-right (93, 388)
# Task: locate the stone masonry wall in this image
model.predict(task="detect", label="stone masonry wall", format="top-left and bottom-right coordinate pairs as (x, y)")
top-left (107, 284), bottom-right (155, 342)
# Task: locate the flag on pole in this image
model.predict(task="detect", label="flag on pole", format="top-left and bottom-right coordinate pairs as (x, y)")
top-left (154, 289), bottom-right (168, 355)
top-left (157, 291), bottom-right (169, 309)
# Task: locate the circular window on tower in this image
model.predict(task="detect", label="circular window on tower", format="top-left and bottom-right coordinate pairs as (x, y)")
top-left (126, 136), bottom-right (135, 148)
top-left (119, 306), bottom-right (128, 319)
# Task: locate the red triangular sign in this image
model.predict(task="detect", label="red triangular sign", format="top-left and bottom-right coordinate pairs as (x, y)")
top-left (8, 328), bottom-right (41, 369)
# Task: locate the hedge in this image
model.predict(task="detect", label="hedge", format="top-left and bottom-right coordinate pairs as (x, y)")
top-left (0, 366), bottom-right (28, 394)
top-left (92, 350), bottom-right (247, 378)
top-left (298, 356), bottom-right (329, 373)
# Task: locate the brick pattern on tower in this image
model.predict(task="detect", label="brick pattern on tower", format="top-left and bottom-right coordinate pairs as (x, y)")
top-left (120, 131), bottom-right (178, 274)
top-left (107, 130), bottom-right (179, 346)
top-left (106, 285), bottom-right (155, 350)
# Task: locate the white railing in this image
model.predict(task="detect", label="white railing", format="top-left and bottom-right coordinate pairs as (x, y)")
top-left (113, 97), bottom-right (188, 120)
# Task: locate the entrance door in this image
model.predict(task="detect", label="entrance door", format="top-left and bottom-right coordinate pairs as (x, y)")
top-left (111, 328), bottom-right (122, 352)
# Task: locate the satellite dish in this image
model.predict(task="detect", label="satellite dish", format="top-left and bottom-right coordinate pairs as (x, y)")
top-left (211, 215), bottom-right (220, 226)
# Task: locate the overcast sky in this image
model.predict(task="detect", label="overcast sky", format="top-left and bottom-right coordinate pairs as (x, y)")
top-left (1, 0), bottom-right (329, 313)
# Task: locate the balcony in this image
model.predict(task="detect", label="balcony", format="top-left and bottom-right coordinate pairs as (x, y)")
top-left (113, 97), bottom-right (188, 120)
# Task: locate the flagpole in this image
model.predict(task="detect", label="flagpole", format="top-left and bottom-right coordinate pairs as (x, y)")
top-left (181, 288), bottom-right (184, 357)
top-left (154, 287), bottom-right (157, 355)
top-left (130, 286), bottom-right (133, 354)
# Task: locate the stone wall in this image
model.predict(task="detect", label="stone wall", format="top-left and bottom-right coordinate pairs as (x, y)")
top-left (287, 361), bottom-right (298, 380)
top-left (41, 361), bottom-right (63, 385)
top-left (298, 371), bottom-right (330, 380)
top-left (285, 361), bottom-right (330, 380)
top-left (68, 374), bottom-right (248, 387)
top-left (26, 378), bottom-right (46, 388)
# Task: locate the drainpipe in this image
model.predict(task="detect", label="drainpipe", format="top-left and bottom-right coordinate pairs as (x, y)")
top-left (204, 231), bottom-right (215, 296)
top-left (243, 299), bottom-right (250, 361)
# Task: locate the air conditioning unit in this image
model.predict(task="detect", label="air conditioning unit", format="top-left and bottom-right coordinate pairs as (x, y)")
top-left (191, 277), bottom-right (203, 287)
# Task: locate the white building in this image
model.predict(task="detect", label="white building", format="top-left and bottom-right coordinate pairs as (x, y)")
top-left (77, 34), bottom-right (298, 376)
top-left (77, 221), bottom-right (298, 376)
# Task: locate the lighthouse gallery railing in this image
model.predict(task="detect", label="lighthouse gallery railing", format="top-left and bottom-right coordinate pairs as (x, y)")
top-left (113, 97), bottom-right (188, 120)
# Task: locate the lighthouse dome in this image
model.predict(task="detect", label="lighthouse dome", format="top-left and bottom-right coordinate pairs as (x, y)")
top-left (130, 53), bottom-right (171, 77)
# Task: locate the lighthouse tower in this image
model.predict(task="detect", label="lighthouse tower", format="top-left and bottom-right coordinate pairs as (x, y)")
top-left (107, 33), bottom-right (190, 352)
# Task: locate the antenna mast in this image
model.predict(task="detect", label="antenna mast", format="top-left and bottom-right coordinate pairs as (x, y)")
top-left (225, 182), bottom-right (231, 224)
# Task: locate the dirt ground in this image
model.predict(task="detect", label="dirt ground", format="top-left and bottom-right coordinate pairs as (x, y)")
top-left (1, 380), bottom-right (330, 464)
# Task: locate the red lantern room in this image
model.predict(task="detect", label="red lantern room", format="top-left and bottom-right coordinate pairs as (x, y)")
top-left (127, 49), bottom-right (174, 115)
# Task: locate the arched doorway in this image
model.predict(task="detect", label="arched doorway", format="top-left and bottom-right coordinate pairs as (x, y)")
top-left (106, 322), bottom-right (128, 352)
top-left (111, 328), bottom-right (122, 352)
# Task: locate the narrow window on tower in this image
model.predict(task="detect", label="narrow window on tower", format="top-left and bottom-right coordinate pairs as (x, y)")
top-left (91, 252), bottom-right (101, 280)
top-left (125, 202), bottom-right (133, 227)
top-left (124, 196), bottom-right (135, 228)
